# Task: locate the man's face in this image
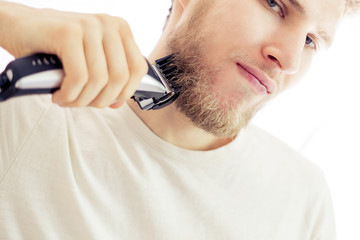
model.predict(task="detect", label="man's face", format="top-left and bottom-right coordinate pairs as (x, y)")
top-left (167, 0), bottom-right (344, 137)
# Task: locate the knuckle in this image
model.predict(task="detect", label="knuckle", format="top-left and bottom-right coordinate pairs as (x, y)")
top-left (95, 14), bottom-right (119, 30)
top-left (81, 15), bottom-right (101, 29)
top-left (59, 92), bottom-right (77, 104)
top-left (72, 74), bottom-right (88, 86)
top-left (95, 13), bottom-right (111, 23)
top-left (89, 77), bottom-right (108, 89)
top-left (68, 101), bottom-right (84, 108)
top-left (117, 18), bottom-right (132, 37)
top-left (58, 22), bottom-right (82, 40)
top-left (109, 71), bottom-right (123, 83)
top-left (128, 59), bottom-right (148, 79)
top-left (89, 69), bottom-right (109, 86)
top-left (137, 59), bottom-right (149, 76)
top-left (90, 101), bottom-right (107, 109)
top-left (121, 89), bottom-right (134, 101)
top-left (113, 69), bottom-right (130, 82)
top-left (118, 17), bottom-right (130, 29)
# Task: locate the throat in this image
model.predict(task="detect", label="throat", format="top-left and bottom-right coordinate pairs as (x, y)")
top-left (127, 100), bottom-right (235, 151)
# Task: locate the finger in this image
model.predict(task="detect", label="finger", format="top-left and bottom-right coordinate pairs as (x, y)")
top-left (52, 40), bottom-right (89, 105)
top-left (93, 22), bottom-right (148, 108)
top-left (89, 30), bottom-right (129, 108)
top-left (69, 29), bottom-right (109, 107)
top-left (109, 98), bottom-right (125, 109)
top-left (117, 26), bottom-right (148, 102)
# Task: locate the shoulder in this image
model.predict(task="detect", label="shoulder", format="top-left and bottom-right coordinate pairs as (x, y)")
top-left (242, 124), bottom-right (329, 191)
top-left (240, 125), bottom-right (336, 238)
top-left (244, 124), bottom-right (314, 163)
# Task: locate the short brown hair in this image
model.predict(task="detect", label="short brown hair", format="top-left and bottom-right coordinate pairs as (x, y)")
top-left (166, 0), bottom-right (359, 21)
top-left (167, 0), bottom-right (359, 14)
top-left (346, 0), bottom-right (360, 14)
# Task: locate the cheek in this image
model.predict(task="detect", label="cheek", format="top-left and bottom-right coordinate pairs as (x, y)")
top-left (209, 63), bottom-right (243, 94)
top-left (208, 63), bottom-right (254, 106)
top-left (200, 1), bottom-right (270, 63)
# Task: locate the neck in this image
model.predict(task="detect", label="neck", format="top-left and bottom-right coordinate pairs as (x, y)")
top-left (127, 100), bottom-right (233, 151)
top-left (127, 39), bottom-right (234, 150)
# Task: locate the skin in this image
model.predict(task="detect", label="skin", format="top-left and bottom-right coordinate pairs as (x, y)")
top-left (129, 0), bottom-right (345, 150)
top-left (0, 0), bottom-right (345, 150)
top-left (0, 1), bottom-right (148, 108)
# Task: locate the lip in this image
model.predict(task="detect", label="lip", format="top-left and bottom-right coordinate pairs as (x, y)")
top-left (236, 63), bottom-right (276, 95)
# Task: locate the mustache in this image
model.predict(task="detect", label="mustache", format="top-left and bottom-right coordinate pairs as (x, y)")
top-left (229, 52), bottom-right (280, 81)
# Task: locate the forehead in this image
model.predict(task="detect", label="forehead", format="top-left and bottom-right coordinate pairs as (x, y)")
top-left (298, 0), bottom-right (345, 21)
top-left (187, 0), bottom-right (345, 45)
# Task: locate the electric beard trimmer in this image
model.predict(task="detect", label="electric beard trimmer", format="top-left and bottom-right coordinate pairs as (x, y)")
top-left (0, 53), bottom-right (179, 110)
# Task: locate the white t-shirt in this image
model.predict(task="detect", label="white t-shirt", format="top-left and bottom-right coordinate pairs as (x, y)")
top-left (0, 96), bottom-right (335, 240)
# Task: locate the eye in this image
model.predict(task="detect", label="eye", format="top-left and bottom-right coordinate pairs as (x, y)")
top-left (266, 0), bottom-right (284, 17)
top-left (305, 36), bottom-right (317, 49)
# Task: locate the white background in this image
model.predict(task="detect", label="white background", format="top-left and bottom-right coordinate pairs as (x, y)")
top-left (1, 0), bottom-right (359, 239)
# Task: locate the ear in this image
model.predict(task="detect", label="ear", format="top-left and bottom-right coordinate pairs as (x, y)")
top-left (176, 0), bottom-right (192, 9)
top-left (164, 0), bottom-right (194, 30)
top-left (172, 0), bottom-right (197, 12)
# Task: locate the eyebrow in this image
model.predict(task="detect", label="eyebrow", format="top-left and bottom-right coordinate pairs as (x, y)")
top-left (318, 30), bottom-right (332, 47)
top-left (287, 0), bottom-right (332, 47)
top-left (288, 0), bottom-right (305, 14)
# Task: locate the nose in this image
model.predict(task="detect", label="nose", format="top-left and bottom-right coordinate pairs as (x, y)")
top-left (262, 28), bottom-right (306, 75)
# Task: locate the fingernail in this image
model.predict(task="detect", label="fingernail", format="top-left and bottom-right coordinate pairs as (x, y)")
top-left (110, 97), bottom-right (125, 108)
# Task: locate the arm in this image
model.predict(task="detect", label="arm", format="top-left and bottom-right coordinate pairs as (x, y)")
top-left (0, 1), bottom-right (148, 108)
top-left (0, 0), bottom-right (148, 179)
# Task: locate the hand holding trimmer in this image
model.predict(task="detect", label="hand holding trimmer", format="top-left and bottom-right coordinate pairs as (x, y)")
top-left (0, 53), bottom-right (179, 110)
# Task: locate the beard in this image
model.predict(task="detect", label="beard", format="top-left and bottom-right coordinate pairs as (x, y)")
top-left (165, 0), bottom-right (264, 138)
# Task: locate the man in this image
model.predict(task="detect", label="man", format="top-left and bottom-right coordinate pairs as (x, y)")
top-left (0, 0), bottom-right (358, 239)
